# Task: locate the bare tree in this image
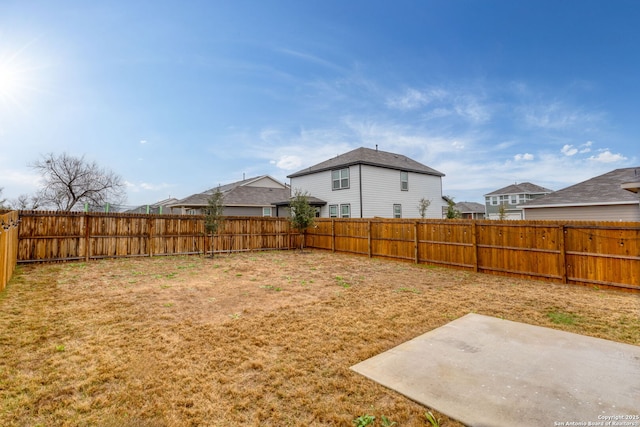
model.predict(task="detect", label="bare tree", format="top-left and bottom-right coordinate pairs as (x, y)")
top-left (30, 152), bottom-right (126, 211)
top-left (498, 202), bottom-right (507, 220)
top-left (11, 193), bottom-right (43, 210)
top-left (0, 187), bottom-right (7, 210)
top-left (417, 197), bottom-right (431, 218)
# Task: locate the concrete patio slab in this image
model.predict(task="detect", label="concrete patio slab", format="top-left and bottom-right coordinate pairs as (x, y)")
top-left (351, 313), bottom-right (640, 427)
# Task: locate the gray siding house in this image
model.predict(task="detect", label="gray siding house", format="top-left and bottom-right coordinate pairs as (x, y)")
top-left (288, 147), bottom-right (446, 218)
top-left (484, 182), bottom-right (553, 220)
top-left (521, 167), bottom-right (640, 221)
top-left (169, 175), bottom-right (292, 217)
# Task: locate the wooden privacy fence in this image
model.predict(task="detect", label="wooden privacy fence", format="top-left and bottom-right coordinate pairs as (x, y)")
top-left (9, 211), bottom-right (640, 292)
top-left (0, 211), bottom-right (20, 292)
top-left (304, 218), bottom-right (640, 292)
top-left (17, 211), bottom-right (295, 263)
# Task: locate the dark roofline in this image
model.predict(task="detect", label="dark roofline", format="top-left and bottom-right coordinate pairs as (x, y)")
top-left (287, 147), bottom-right (444, 178)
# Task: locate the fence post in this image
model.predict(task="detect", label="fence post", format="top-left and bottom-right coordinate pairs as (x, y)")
top-left (84, 213), bottom-right (91, 262)
top-left (559, 224), bottom-right (567, 283)
top-left (331, 219), bottom-right (335, 252)
top-left (368, 220), bottom-right (372, 258)
top-left (471, 221), bottom-right (479, 272)
top-left (148, 216), bottom-right (155, 257)
top-left (414, 221), bottom-right (419, 264)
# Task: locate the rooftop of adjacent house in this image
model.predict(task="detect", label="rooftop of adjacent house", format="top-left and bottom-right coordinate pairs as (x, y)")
top-left (124, 197), bottom-right (180, 213)
top-left (522, 167), bottom-right (640, 207)
top-left (454, 201), bottom-right (485, 213)
top-left (484, 182), bottom-right (553, 197)
top-left (170, 175), bottom-right (290, 207)
top-left (287, 147), bottom-right (445, 178)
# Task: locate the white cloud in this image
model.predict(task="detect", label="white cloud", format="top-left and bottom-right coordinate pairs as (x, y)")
top-left (588, 150), bottom-right (627, 163)
top-left (520, 102), bottom-right (602, 131)
top-left (386, 88), bottom-right (448, 111)
top-left (386, 88), bottom-right (430, 110)
top-left (454, 96), bottom-right (490, 124)
top-left (275, 155), bottom-right (302, 170)
top-left (561, 144), bottom-right (578, 156)
top-left (452, 140), bottom-right (465, 150)
top-left (579, 141), bottom-right (592, 153)
top-left (126, 181), bottom-right (175, 192)
top-left (140, 139), bottom-right (147, 144)
top-left (514, 153), bottom-right (534, 161)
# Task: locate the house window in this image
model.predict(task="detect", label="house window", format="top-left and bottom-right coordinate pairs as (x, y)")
top-left (340, 204), bottom-right (351, 218)
top-left (491, 196), bottom-right (498, 206)
top-left (332, 168), bottom-right (350, 190)
top-left (393, 204), bottom-right (402, 218)
top-left (262, 207), bottom-right (272, 217)
top-left (329, 205), bottom-right (338, 218)
top-left (510, 195), bottom-right (517, 204)
top-left (400, 171), bottom-right (409, 191)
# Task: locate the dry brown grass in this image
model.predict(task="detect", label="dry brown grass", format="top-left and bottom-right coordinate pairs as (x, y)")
top-left (1, 250), bottom-right (638, 427)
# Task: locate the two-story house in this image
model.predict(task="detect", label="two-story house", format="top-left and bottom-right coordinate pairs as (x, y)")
top-left (287, 147), bottom-right (446, 218)
top-left (484, 182), bottom-right (553, 220)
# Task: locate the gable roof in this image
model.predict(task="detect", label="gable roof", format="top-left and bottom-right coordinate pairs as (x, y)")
top-left (454, 201), bottom-right (485, 214)
top-left (484, 182), bottom-right (553, 197)
top-left (125, 197), bottom-right (180, 213)
top-left (170, 175), bottom-right (289, 208)
top-left (522, 167), bottom-right (640, 208)
top-left (287, 147), bottom-right (444, 178)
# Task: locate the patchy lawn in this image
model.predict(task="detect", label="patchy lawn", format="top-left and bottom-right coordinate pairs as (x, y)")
top-left (1, 250), bottom-right (638, 427)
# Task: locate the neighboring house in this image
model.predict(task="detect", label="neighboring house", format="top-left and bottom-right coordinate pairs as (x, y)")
top-left (287, 146), bottom-right (446, 218)
top-left (126, 197), bottom-right (180, 214)
top-left (454, 201), bottom-right (486, 219)
top-left (521, 167), bottom-right (640, 221)
top-left (484, 182), bottom-right (553, 220)
top-left (169, 175), bottom-right (292, 217)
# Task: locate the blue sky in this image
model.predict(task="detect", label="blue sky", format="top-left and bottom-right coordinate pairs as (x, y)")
top-left (1, 0), bottom-right (638, 207)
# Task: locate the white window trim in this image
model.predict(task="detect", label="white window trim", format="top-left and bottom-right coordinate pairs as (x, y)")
top-left (340, 204), bottom-right (350, 218)
top-left (262, 207), bottom-right (272, 217)
top-left (329, 204), bottom-right (338, 218)
top-left (400, 171), bottom-right (409, 191)
top-left (332, 168), bottom-right (350, 190)
top-left (393, 204), bottom-right (402, 218)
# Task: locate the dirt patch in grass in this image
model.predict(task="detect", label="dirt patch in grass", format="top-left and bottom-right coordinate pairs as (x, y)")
top-left (1, 250), bottom-right (638, 426)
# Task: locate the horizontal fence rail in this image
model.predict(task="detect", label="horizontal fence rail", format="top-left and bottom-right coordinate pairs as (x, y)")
top-left (0, 210), bottom-right (20, 292)
top-left (304, 218), bottom-right (640, 292)
top-left (7, 211), bottom-right (640, 292)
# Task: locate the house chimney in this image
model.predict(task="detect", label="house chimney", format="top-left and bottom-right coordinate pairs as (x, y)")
top-left (375, 144), bottom-right (378, 151)
top-left (243, 172), bottom-right (245, 180)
